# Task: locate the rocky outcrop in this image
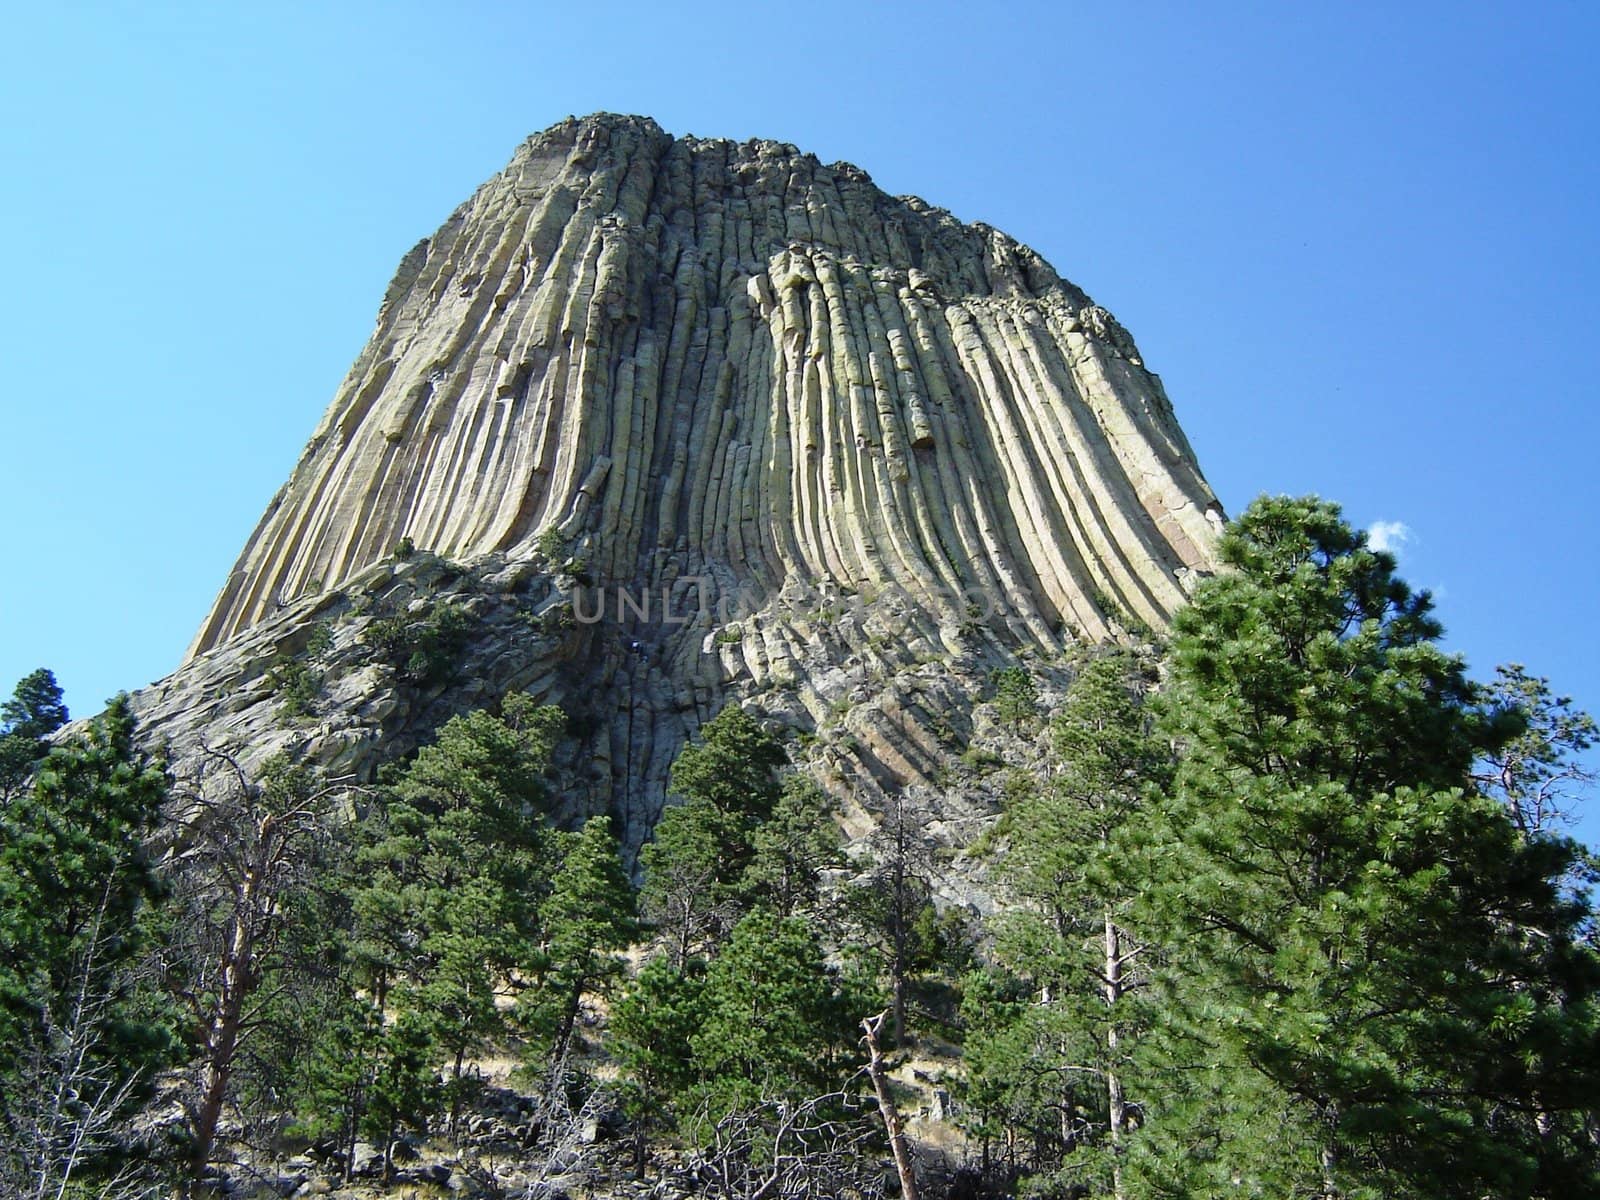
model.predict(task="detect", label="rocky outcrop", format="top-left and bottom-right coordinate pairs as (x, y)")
top-left (136, 114), bottom-right (1222, 861)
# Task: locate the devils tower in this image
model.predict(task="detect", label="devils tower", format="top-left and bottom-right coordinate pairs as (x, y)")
top-left (134, 114), bottom-right (1222, 852)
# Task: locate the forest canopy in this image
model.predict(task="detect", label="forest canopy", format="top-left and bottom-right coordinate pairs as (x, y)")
top-left (2, 495), bottom-right (1596, 1200)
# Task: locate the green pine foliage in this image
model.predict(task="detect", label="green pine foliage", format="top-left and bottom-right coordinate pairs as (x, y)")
top-left (0, 667), bottom-right (69, 801)
top-left (744, 774), bottom-right (844, 918)
top-left (359, 599), bottom-right (471, 684)
top-left (1124, 495), bottom-right (1600, 1200)
top-left (839, 786), bottom-right (978, 1054)
top-left (524, 815), bottom-right (638, 1065)
top-left (614, 910), bottom-right (865, 1143)
top-left (667, 703), bottom-right (788, 818)
top-left (350, 695), bottom-right (565, 1112)
top-left (1476, 661), bottom-right (1599, 834)
top-left (290, 990), bottom-right (438, 1183)
top-left (0, 667), bottom-right (70, 740)
top-left (622, 705), bottom-right (871, 1146)
top-left (0, 696), bottom-right (172, 1065)
top-left (611, 954), bottom-right (708, 1143)
top-left (0, 694), bottom-right (176, 1192)
top-left (990, 665), bottom-right (1039, 731)
top-left (266, 656), bottom-right (322, 722)
top-left (267, 694), bottom-right (626, 1159)
top-left (956, 965), bottom-right (1034, 1169)
top-left (639, 704), bottom-right (791, 961)
top-left (684, 910), bottom-right (860, 1116)
top-left (971, 646), bottom-right (1170, 1196)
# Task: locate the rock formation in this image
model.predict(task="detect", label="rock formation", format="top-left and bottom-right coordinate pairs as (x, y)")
top-left (133, 113), bottom-right (1223, 866)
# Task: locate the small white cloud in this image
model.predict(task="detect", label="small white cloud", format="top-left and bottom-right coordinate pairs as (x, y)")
top-left (1368, 520), bottom-right (1412, 554)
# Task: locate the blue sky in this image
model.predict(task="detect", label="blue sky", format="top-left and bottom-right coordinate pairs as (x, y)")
top-left (2, 2), bottom-right (1596, 832)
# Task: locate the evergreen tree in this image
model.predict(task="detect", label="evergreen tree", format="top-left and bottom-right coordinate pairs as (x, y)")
top-left (640, 705), bottom-right (787, 961)
top-left (227, 832), bottom-right (360, 1148)
top-left (639, 795), bottom-right (735, 965)
top-left (668, 704), bottom-right (787, 820)
top-left (286, 987), bottom-right (383, 1177)
top-left (362, 1011), bottom-right (439, 1181)
top-left (687, 910), bottom-right (856, 1118)
top-left (958, 963), bottom-right (1068, 1183)
top-left (1127, 495), bottom-right (1600, 1199)
top-left (0, 695), bottom-right (174, 1192)
top-left (743, 774), bottom-right (843, 918)
top-left (991, 665), bottom-right (1040, 732)
top-left (0, 695), bottom-right (171, 1070)
top-left (0, 668), bottom-right (69, 803)
top-left (981, 647), bottom-right (1170, 1198)
top-left (525, 815), bottom-right (638, 1066)
top-left (350, 695), bottom-right (564, 1115)
top-left (611, 955), bottom-right (708, 1162)
top-left (614, 908), bottom-right (866, 1152)
top-left (0, 668), bottom-right (70, 739)
top-left (291, 990), bottom-right (438, 1183)
top-left (841, 788), bottom-right (938, 1047)
top-left (405, 879), bottom-right (506, 1125)
top-left (1475, 661), bottom-right (1597, 835)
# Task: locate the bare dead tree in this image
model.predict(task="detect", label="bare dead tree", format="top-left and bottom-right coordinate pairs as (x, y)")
top-left (862, 1010), bottom-right (920, 1200)
top-left (0, 887), bottom-right (159, 1200)
top-left (683, 1089), bottom-right (890, 1200)
top-left (158, 746), bottom-right (359, 1188)
top-left (848, 788), bottom-right (939, 1049)
top-left (1474, 664), bottom-right (1597, 836)
top-left (506, 1060), bottom-right (613, 1199)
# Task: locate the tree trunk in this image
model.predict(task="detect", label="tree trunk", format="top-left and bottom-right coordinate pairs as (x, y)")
top-left (190, 863), bottom-right (264, 1184)
top-left (551, 974), bottom-right (586, 1065)
top-left (1103, 910), bottom-right (1127, 1200)
top-left (1319, 1103), bottom-right (1341, 1199)
top-left (449, 1046), bottom-right (467, 1136)
top-left (891, 969), bottom-right (907, 1050)
top-left (863, 1010), bottom-right (919, 1200)
top-left (890, 865), bottom-right (908, 1047)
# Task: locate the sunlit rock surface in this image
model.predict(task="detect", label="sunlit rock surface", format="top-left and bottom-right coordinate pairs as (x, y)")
top-left (138, 114), bottom-right (1222, 872)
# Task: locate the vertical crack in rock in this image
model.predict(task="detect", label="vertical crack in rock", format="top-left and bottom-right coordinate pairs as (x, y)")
top-left (144, 113), bottom-right (1223, 858)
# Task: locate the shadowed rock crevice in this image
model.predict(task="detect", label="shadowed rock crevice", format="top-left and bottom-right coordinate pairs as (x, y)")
top-left (140, 113), bottom-right (1221, 856)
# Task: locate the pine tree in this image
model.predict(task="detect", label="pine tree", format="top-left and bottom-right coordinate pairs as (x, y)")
top-left (957, 965), bottom-right (1033, 1177)
top-left (991, 666), bottom-right (1040, 732)
top-left (349, 695), bottom-right (564, 1117)
top-left (293, 990), bottom-right (438, 1183)
top-left (743, 775), bottom-right (843, 918)
top-left (638, 796), bottom-right (740, 966)
top-left (1474, 661), bottom-right (1597, 835)
top-left (667, 704), bottom-right (787, 820)
top-left (0, 695), bottom-right (174, 1192)
top-left (1127, 495), bottom-right (1600, 1199)
top-left (0, 669), bottom-right (69, 805)
top-left (363, 1011), bottom-right (440, 1182)
top-left (611, 955), bottom-right (708, 1163)
top-left (686, 910), bottom-right (855, 1118)
top-left (287, 987), bottom-right (384, 1178)
top-left (525, 815), bottom-right (638, 1066)
top-left (841, 787), bottom-right (938, 1047)
top-left (640, 705), bottom-right (788, 961)
top-left (0, 695), bottom-right (171, 1066)
top-left (983, 646), bottom-right (1170, 1198)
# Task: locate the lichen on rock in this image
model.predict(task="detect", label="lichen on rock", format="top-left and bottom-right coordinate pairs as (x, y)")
top-left (139, 113), bottom-right (1222, 859)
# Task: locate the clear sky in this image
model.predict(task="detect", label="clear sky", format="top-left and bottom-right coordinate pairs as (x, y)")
top-left (2, 2), bottom-right (1596, 832)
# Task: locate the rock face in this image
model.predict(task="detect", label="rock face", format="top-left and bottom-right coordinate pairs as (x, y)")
top-left (140, 113), bottom-right (1222, 863)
